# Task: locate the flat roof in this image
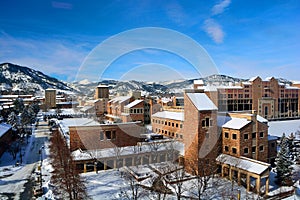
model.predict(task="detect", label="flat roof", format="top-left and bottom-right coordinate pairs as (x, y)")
top-left (152, 111), bottom-right (184, 121)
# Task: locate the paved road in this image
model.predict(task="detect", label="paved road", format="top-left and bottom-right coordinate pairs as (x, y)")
top-left (0, 121), bottom-right (50, 200)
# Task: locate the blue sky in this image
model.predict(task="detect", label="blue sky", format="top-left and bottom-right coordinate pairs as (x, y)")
top-left (0, 0), bottom-right (299, 82)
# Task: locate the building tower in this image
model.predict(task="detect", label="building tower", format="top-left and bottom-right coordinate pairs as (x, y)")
top-left (95, 85), bottom-right (109, 99)
top-left (45, 88), bottom-right (56, 109)
top-left (94, 85), bottom-right (109, 117)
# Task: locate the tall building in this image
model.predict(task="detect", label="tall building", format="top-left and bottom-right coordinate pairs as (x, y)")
top-left (45, 88), bottom-right (56, 108)
top-left (196, 76), bottom-right (300, 119)
top-left (95, 85), bottom-right (109, 99)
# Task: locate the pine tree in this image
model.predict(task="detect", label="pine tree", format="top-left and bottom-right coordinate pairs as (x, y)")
top-left (275, 134), bottom-right (293, 186)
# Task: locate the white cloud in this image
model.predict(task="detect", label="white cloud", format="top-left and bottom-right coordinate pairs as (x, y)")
top-left (0, 32), bottom-right (89, 81)
top-left (211, 0), bottom-right (231, 16)
top-left (166, 2), bottom-right (188, 26)
top-left (203, 19), bottom-right (224, 44)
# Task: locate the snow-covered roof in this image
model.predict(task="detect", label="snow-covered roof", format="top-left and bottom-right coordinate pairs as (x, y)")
top-left (108, 96), bottom-right (131, 104)
top-left (80, 105), bottom-right (94, 112)
top-left (242, 82), bottom-right (251, 85)
top-left (58, 118), bottom-right (100, 134)
top-left (194, 80), bottom-right (204, 85)
top-left (268, 135), bottom-right (279, 141)
top-left (161, 97), bottom-right (172, 103)
top-left (97, 85), bottom-right (108, 88)
top-left (216, 154), bottom-right (270, 175)
top-left (249, 76), bottom-right (259, 82)
top-left (222, 117), bottom-right (251, 129)
top-left (125, 100), bottom-right (143, 108)
top-left (152, 111), bottom-right (184, 121)
top-left (268, 119), bottom-right (300, 139)
top-left (292, 80), bottom-right (300, 84)
top-left (0, 123), bottom-right (12, 138)
top-left (285, 85), bottom-right (300, 90)
top-left (257, 115), bottom-right (268, 123)
top-left (72, 140), bottom-right (184, 161)
top-left (186, 93), bottom-right (217, 111)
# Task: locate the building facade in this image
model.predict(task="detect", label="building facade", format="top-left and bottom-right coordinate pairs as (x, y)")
top-left (196, 76), bottom-right (300, 120)
top-left (45, 88), bottom-right (56, 109)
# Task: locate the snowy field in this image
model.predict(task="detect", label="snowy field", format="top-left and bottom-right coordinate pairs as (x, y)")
top-left (269, 119), bottom-right (300, 138)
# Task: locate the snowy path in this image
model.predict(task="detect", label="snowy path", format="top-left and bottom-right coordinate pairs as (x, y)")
top-left (0, 121), bottom-right (50, 199)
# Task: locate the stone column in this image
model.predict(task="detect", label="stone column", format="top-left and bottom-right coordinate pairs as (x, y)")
top-left (247, 174), bottom-right (251, 192)
top-left (265, 177), bottom-right (269, 196)
top-left (83, 163), bottom-right (87, 173)
top-left (104, 160), bottom-right (107, 170)
top-left (256, 176), bottom-right (261, 194)
top-left (238, 170), bottom-right (241, 186)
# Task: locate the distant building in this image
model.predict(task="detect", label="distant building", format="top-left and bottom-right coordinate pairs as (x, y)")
top-left (95, 85), bottom-right (109, 99)
top-left (0, 123), bottom-right (13, 157)
top-left (45, 88), bottom-right (56, 108)
top-left (196, 76), bottom-right (300, 120)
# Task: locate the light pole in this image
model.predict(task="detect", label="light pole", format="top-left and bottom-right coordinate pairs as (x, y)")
top-left (39, 146), bottom-right (44, 191)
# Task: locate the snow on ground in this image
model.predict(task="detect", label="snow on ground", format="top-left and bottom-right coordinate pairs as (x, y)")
top-left (82, 166), bottom-right (260, 200)
top-left (269, 119), bottom-right (300, 138)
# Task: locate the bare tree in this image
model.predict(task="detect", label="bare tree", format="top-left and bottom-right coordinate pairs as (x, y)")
top-left (49, 129), bottom-right (88, 199)
top-left (120, 170), bottom-right (147, 200)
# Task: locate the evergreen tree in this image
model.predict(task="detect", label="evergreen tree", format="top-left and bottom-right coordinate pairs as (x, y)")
top-left (13, 98), bottom-right (25, 114)
top-left (7, 111), bottom-right (19, 132)
top-left (275, 134), bottom-right (293, 186)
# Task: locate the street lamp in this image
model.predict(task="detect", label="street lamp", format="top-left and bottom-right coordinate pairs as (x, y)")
top-left (39, 146), bottom-right (44, 191)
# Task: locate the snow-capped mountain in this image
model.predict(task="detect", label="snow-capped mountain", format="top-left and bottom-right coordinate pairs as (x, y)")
top-left (0, 63), bottom-right (74, 93)
top-left (71, 75), bottom-right (247, 97)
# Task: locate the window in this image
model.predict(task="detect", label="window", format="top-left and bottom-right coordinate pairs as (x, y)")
top-left (168, 122), bottom-right (171, 126)
top-left (252, 132), bottom-right (256, 139)
top-left (165, 121), bottom-right (167, 125)
top-left (172, 132), bottom-right (174, 137)
top-left (224, 132), bottom-right (229, 138)
top-left (176, 134), bottom-right (178, 138)
top-left (232, 147), bottom-right (237, 154)
top-left (259, 132), bottom-right (264, 138)
top-left (238, 94), bottom-right (243, 98)
top-left (105, 131), bottom-right (111, 140)
top-left (228, 94), bottom-right (233, 98)
top-left (100, 131), bottom-right (104, 141)
top-left (202, 118), bottom-right (210, 127)
top-left (172, 123), bottom-right (174, 127)
top-left (180, 135), bottom-right (183, 139)
top-left (176, 123), bottom-right (178, 128)
top-left (244, 133), bottom-right (249, 140)
top-left (244, 148), bottom-right (249, 154)
top-left (112, 130), bottom-right (116, 140)
top-left (259, 146), bottom-right (264, 152)
top-left (180, 124), bottom-right (182, 128)
top-left (245, 94), bottom-right (249, 98)
top-left (271, 142), bottom-right (275, 147)
top-left (252, 146), bottom-right (256, 153)
top-left (232, 133), bottom-right (237, 140)
top-left (225, 146), bottom-right (229, 152)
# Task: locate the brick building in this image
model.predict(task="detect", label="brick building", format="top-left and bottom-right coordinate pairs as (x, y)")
top-left (151, 111), bottom-right (184, 140)
top-left (122, 100), bottom-right (145, 123)
top-left (0, 123), bottom-right (13, 157)
top-left (218, 111), bottom-right (269, 162)
top-left (69, 121), bottom-right (144, 152)
top-left (45, 88), bottom-right (56, 109)
top-left (196, 76), bottom-right (300, 120)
